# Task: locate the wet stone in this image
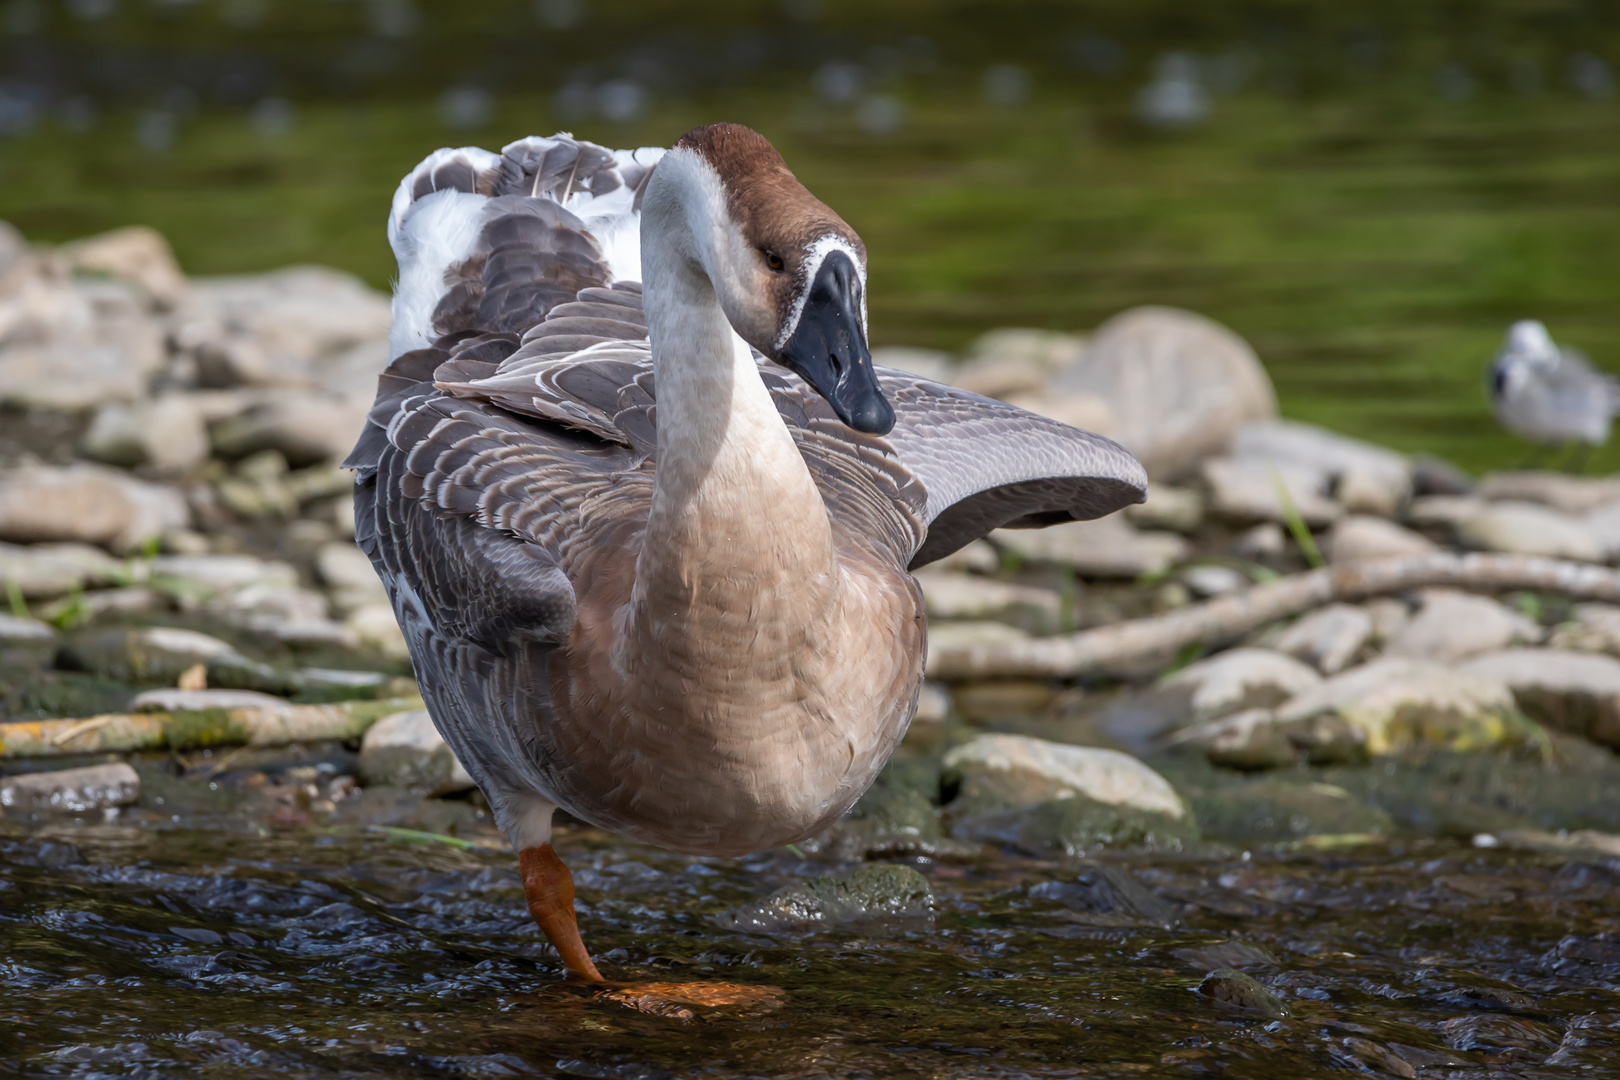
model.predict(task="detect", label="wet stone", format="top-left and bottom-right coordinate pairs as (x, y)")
top-left (1188, 778), bottom-right (1392, 844)
top-left (1027, 865), bottom-right (1179, 928)
top-left (1196, 967), bottom-right (1291, 1018)
top-left (1, 762), bottom-right (141, 812)
top-left (950, 795), bottom-right (1199, 858)
top-left (714, 864), bottom-right (934, 934)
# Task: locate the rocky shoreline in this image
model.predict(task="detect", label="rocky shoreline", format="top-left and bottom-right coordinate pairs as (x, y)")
top-left (3, 222), bottom-right (1620, 867)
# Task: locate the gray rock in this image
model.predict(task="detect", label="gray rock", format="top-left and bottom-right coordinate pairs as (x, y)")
top-left (1327, 515), bottom-right (1439, 563)
top-left (943, 733), bottom-right (1188, 820)
top-left (209, 581), bottom-right (331, 636)
top-left (1050, 306), bottom-right (1276, 479)
top-left (1, 762), bottom-right (141, 812)
top-left (1583, 500), bottom-right (1620, 563)
top-left (1233, 420), bottom-right (1411, 517)
top-left (929, 538), bottom-right (998, 574)
top-left (955, 328), bottom-right (1085, 399)
top-left (952, 794), bottom-right (1200, 857)
top-left (345, 603), bottom-right (409, 659)
top-left (0, 272), bottom-right (165, 410)
top-left (80, 395), bottom-right (211, 474)
top-left (1363, 597), bottom-right (1411, 646)
top-left (1233, 521), bottom-right (1285, 560)
top-left (0, 541), bottom-right (123, 599)
top-left (1457, 501), bottom-right (1604, 563)
top-left (714, 864), bottom-right (934, 933)
top-left (1169, 708), bottom-right (1297, 770)
top-left (1276, 657), bottom-right (1525, 756)
top-left (913, 681), bottom-right (951, 724)
top-left (1001, 388), bottom-right (1115, 435)
top-left (0, 612), bottom-right (54, 642)
top-left (1191, 777), bottom-right (1392, 845)
top-left (915, 570), bottom-right (1061, 634)
top-left (1180, 564), bottom-right (1247, 598)
top-left (130, 688), bottom-right (291, 712)
top-left (59, 626), bottom-right (300, 694)
top-left (358, 709), bottom-right (474, 795)
top-left (1125, 483), bottom-right (1204, 533)
top-left (1407, 494), bottom-right (1487, 534)
top-left (1384, 590), bottom-right (1541, 663)
top-left (1164, 648), bottom-right (1322, 722)
top-left (1478, 471), bottom-right (1620, 516)
top-left (1201, 457), bottom-right (1341, 527)
top-left (1410, 454), bottom-right (1475, 496)
top-left (991, 515), bottom-right (1189, 578)
top-left (1275, 604), bottom-right (1372, 674)
top-left (172, 266), bottom-right (392, 390)
top-left (38, 586), bottom-right (166, 623)
top-left (150, 554), bottom-right (298, 593)
top-left (0, 463), bottom-right (189, 551)
top-left (61, 225), bottom-right (188, 307)
top-left (209, 390), bottom-right (371, 468)
top-left (925, 620), bottom-right (1029, 655)
top-left (1028, 866), bottom-right (1179, 928)
top-left (1548, 603), bottom-right (1620, 658)
top-left (1198, 968), bottom-right (1291, 1018)
top-left (1458, 648), bottom-right (1620, 748)
top-left (300, 668), bottom-right (389, 691)
top-left (316, 542), bottom-right (387, 615)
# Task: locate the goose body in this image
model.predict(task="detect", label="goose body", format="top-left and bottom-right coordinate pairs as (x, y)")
top-left (349, 124), bottom-right (1145, 981)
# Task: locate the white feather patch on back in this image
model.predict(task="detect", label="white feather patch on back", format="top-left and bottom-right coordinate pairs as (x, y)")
top-left (388, 189), bottom-right (487, 359)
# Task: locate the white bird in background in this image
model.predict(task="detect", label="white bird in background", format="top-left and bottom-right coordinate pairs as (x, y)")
top-left (1488, 319), bottom-right (1620, 468)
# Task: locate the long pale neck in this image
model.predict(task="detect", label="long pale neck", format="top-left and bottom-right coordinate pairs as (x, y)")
top-left (630, 214), bottom-right (839, 655)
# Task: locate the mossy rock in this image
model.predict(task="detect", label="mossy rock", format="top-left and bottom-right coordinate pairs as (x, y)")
top-left (951, 794), bottom-right (1199, 858)
top-left (1189, 778), bottom-right (1392, 845)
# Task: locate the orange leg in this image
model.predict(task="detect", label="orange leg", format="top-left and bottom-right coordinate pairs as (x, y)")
top-left (519, 843), bottom-right (602, 982)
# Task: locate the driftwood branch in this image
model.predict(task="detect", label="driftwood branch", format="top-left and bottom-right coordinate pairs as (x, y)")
top-left (0, 697), bottom-right (422, 759)
top-left (926, 553), bottom-right (1620, 681)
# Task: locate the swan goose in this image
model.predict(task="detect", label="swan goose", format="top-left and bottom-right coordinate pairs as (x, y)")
top-left (348, 123), bottom-right (1146, 985)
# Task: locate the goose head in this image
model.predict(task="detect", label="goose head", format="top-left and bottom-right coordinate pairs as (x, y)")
top-left (645, 122), bottom-right (894, 435)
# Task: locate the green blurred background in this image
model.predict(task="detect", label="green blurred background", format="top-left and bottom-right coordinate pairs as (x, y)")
top-left (0, 0), bottom-right (1616, 472)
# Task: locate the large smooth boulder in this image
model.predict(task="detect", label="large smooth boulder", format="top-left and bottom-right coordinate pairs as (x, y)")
top-left (990, 515), bottom-right (1189, 578)
top-left (943, 733), bottom-right (1187, 820)
top-left (359, 709), bottom-right (475, 795)
top-left (1049, 306), bottom-right (1276, 479)
top-left (1276, 657), bottom-right (1525, 756)
top-left (1383, 590), bottom-right (1541, 664)
top-left (1459, 648), bottom-right (1620, 748)
top-left (1164, 647), bottom-right (1322, 722)
top-left (1275, 604), bottom-right (1372, 674)
top-left (0, 464), bottom-right (188, 551)
top-left (955, 328), bottom-right (1086, 399)
top-left (0, 272), bottom-right (165, 409)
top-left (1457, 501), bottom-right (1604, 563)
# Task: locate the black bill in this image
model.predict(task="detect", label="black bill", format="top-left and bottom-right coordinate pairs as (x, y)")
top-left (776, 250), bottom-right (894, 435)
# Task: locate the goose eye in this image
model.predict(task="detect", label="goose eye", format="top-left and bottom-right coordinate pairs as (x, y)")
top-left (764, 251), bottom-right (785, 272)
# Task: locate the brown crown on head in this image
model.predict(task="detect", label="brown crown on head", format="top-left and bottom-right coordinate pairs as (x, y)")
top-left (675, 123), bottom-right (865, 315)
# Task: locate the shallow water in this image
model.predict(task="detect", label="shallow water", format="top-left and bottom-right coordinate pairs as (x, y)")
top-left (5, 816), bottom-right (1618, 1078)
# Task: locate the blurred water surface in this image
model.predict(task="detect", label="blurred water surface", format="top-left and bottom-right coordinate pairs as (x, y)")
top-left (0, 1), bottom-right (1617, 468)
